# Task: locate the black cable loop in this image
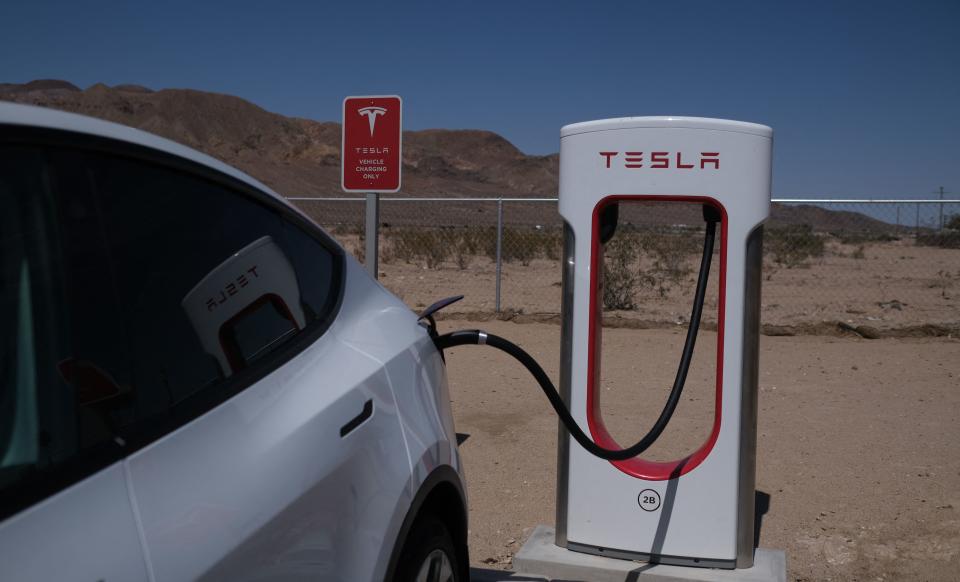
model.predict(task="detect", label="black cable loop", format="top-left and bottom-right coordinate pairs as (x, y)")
top-left (434, 219), bottom-right (717, 461)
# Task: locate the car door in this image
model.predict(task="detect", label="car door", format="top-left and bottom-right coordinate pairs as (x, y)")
top-left (64, 146), bottom-right (413, 581)
top-left (0, 142), bottom-right (149, 581)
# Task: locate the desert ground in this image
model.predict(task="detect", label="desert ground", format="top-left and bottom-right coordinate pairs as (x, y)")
top-left (444, 320), bottom-right (960, 581)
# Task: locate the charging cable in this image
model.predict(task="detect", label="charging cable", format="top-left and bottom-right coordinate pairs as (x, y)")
top-left (432, 211), bottom-right (718, 461)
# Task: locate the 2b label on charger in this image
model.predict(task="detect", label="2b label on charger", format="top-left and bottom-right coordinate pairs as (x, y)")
top-left (638, 489), bottom-right (661, 512)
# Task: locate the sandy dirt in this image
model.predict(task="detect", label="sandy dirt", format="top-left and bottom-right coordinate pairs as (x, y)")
top-left (441, 319), bottom-right (960, 581)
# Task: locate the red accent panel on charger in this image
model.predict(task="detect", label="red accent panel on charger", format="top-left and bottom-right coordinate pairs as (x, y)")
top-left (586, 195), bottom-right (728, 481)
top-left (342, 96), bottom-right (402, 192)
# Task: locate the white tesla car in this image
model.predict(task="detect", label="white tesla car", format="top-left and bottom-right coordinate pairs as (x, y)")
top-left (0, 102), bottom-right (468, 581)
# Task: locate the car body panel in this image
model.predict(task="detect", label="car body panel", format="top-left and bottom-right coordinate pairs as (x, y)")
top-left (0, 463), bottom-right (150, 581)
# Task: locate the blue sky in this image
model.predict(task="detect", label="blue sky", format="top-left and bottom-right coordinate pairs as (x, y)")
top-left (1, 0), bottom-right (958, 201)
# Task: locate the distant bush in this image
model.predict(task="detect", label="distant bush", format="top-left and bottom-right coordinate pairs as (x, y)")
top-left (542, 231), bottom-right (563, 261)
top-left (499, 229), bottom-right (559, 265)
top-left (602, 236), bottom-right (640, 310)
top-left (916, 232), bottom-right (960, 249)
top-left (383, 226), bottom-right (562, 269)
top-left (910, 213), bottom-right (960, 249)
top-left (502, 230), bottom-right (539, 265)
top-left (946, 214), bottom-right (960, 232)
top-left (496, 228), bottom-right (561, 265)
top-left (766, 224), bottom-right (825, 268)
top-left (640, 231), bottom-right (699, 295)
top-left (453, 238), bottom-right (472, 270)
top-left (833, 231), bottom-right (899, 245)
top-left (453, 229), bottom-right (486, 269)
top-left (389, 229), bottom-right (450, 268)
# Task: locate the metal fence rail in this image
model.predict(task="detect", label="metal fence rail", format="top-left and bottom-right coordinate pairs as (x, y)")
top-left (289, 197), bottom-right (960, 331)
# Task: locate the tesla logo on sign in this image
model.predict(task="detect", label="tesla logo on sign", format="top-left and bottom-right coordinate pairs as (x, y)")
top-left (342, 96), bottom-right (402, 192)
top-left (358, 106), bottom-right (387, 136)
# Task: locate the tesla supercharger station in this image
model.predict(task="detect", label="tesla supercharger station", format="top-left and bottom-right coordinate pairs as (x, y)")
top-left (554, 117), bottom-right (772, 568)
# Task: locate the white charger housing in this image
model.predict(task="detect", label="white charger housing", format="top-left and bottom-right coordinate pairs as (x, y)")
top-left (555, 117), bottom-right (772, 568)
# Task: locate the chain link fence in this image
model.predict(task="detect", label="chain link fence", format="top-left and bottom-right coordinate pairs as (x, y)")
top-left (290, 197), bottom-right (960, 333)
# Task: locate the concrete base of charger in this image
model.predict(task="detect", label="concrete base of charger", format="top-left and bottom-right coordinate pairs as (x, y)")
top-left (513, 525), bottom-right (786, 582)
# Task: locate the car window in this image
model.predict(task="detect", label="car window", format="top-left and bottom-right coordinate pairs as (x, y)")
top-left (50, 148), bottom-right (342, 437)
top-left (0, 145), bottom-right (121, 518)
top-left (1, 139), bottom-right (342, 518)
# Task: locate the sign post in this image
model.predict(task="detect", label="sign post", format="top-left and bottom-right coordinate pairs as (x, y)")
top-left (342, 95), bottom-right (402, 279)
top-left (364, 191), bottom-right (379, 278)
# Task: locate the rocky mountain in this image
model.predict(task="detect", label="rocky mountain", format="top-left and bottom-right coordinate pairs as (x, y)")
top-left (1, 80), bottom-right (892, 232)
top-left (0, 79), bottom-right (557, 198)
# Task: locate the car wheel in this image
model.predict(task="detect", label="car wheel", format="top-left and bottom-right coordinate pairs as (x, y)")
top-left (396, 514), bottom-right (462, 582)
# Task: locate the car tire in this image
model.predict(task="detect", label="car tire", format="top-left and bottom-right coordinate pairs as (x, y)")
top-left (395, 513), bottom-right (462, 582)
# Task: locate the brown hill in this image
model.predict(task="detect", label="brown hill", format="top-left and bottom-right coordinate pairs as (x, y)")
top-left (0, 80), bottom-right (557, 198)
top-left (1, 80), bottom-right (891, 232)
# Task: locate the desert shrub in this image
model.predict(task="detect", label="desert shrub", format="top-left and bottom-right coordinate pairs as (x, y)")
top-left (472, 228), bottom-right (499, 262)
top-left (384, 226), bottom-right (564, 269)
top-left (631, 229), bottom-right (700, 296)
top-left (833, 231), bottom-right (898, 244)
top-left (947, 214), bottom-right (960, 231)
top-left (541, 230), bottom-right (563, 261)
top-left (916, 232), bottom-right (960, 249)
top-left (388, 229), bottom-right (450, 268)
top-left (929, 270), bottom-right (954, 298)
top-left (452, 228), bottom-right (482, 269)
top-left (602, 236), bottom-right (640, 310)
top-left (765, 224), bottom-right (825, 268)
top-left (852, 245), bottom-right (866, 259)
top-left (502, 229), bottom-right (542, 265)
top-left (473, 227), bottom-right (561, 265)
top-left (423, 232), bottom-right (452, 269)
top-left (649, 232), bottom-right (698, 283)
top-left (453, 241), bottom-right (471, 269)
top-left (389, 229), bottom-right (421, 264)
top-left (454, 229), bottom-right (476, 255)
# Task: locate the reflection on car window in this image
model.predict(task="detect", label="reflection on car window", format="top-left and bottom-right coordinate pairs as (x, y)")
top-left (63, 150), bottom-right (340, 425)
top-left (182, 235), bottom-right (306, 376)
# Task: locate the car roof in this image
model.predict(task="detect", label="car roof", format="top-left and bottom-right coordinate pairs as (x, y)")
top-left (0, 101), bottom-right (286, 202)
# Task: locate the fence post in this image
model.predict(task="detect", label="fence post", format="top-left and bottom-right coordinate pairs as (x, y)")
top-left (939, 186), bottom-right (945, 232)
top-left (365, 192), bottom-right (380, 279)
top-left (495, 198), bottom-right (503, 313)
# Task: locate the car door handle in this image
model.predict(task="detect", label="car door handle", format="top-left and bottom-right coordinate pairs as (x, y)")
top-left (340, 399), bottom-right (373, 437)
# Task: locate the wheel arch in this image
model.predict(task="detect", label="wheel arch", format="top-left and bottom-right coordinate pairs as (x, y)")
top-left (383, 464), bottom-right (469, 581)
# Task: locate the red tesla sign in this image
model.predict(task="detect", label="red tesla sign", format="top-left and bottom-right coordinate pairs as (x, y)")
top-left (341, 95), bottom-right (402, 192)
